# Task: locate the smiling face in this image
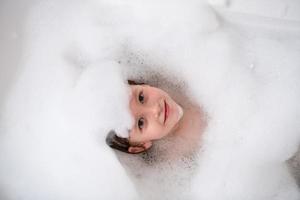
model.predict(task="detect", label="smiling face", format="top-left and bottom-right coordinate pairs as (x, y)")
top-left (128, 84), bottom-right (183, 153)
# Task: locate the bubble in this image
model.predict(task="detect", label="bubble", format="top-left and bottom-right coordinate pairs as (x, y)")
top-left (0, 0), bottom-right (299, 199)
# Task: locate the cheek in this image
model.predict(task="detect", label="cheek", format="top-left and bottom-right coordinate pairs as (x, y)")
top-left (147, 123), bottom-right (168, 140)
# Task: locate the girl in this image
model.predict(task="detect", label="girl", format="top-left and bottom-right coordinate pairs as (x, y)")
top-left (106, 80), bottom-right (205, 154)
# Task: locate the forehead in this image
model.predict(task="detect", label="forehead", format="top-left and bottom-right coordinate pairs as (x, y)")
top-left (128, 85), bottom-right (140, 131)
top-left (130, 84), bottom-right (146, 91)
top-left (130, 84), bottom-right (162, 96)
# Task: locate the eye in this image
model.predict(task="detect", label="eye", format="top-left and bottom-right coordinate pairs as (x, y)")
top-left (138, 117), bottom-right (144, 130)
top-left (138, 91), bottom-right (144, 103)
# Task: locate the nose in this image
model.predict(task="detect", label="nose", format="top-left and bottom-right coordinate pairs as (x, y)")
top-left (144, 101), bottom-right (162, 119)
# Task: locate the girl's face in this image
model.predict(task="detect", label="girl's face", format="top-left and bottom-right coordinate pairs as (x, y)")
top-left (128, 85), bottom-right (183, 145)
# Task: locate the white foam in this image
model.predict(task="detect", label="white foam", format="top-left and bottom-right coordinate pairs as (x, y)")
top-left (0, 0), bottom-right (299, 199)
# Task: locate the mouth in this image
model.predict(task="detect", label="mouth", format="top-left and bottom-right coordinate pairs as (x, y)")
top-left (164, 100), bottom-right (168, 124)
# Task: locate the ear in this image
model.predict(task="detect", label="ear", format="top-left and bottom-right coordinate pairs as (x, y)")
top-left (128, 141), bottom-right (152, 154)
top-left (143, 141), bottom-right (153, 150)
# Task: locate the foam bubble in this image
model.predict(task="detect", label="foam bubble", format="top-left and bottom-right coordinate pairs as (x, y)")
top-left (0, 0), bottom-right (299, 200)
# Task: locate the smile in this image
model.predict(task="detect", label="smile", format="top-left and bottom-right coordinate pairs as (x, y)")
top-left (164, 100), bottom-right (168, 124)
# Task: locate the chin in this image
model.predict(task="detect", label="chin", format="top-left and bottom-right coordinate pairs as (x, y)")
top-left (176, 104), bottom-right (184, 121)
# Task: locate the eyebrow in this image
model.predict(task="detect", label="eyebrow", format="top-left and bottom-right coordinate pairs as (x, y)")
top-left (132, 87), bottom-right (139, 104)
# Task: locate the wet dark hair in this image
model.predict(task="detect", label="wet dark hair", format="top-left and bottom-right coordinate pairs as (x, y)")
top-left (105, 80), bottom-right (146, 154)
top-left (127, 79), bottom-right (145, 85)
top-left (106, 130), bottom-right (131, 153)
